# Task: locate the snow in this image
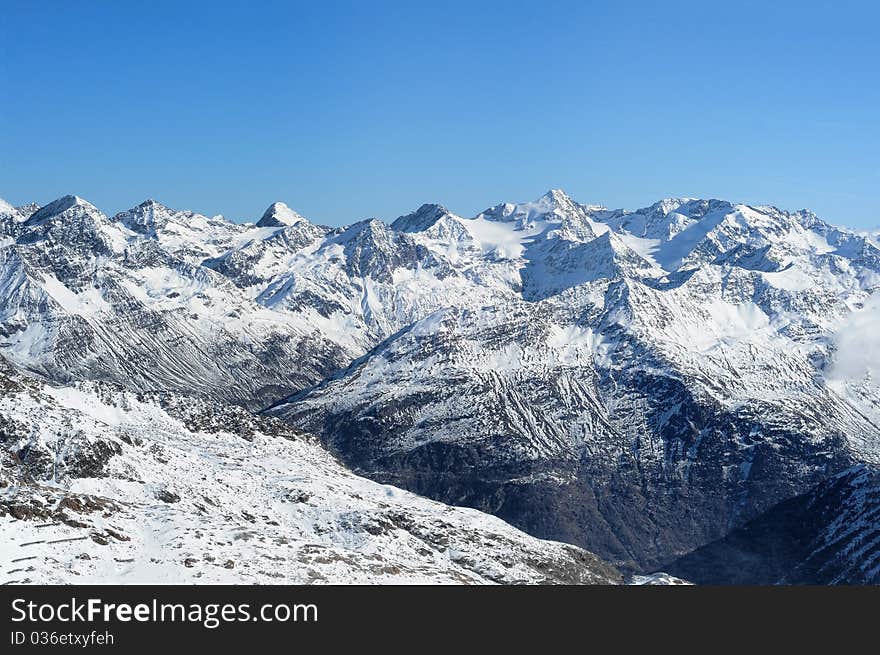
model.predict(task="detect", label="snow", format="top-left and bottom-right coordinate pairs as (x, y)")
top-left (39, 274), bottom-right (111, 316)
top-left (42, 385), bottom-right (130, 426)
top-left (124, 266), bottom-right (210, 307)
top-left (546, 324), bottom-right (607, 365)
top-left (629, 573), bottom-right (692, 585)
top-left (407, 308), bottom-right (450, 338)
top-left (461, 215), bottom-right (549, 259)
top-left (231, 225), bottom-right (285, 246)
top-left (760, 265), bottom-right (814, 292)
top-left (1, 322), bottom-right (54, 364)
top-left (0, 372), bottom-right (619, 585)
top-left (648, 206), bottom-right (732, 270)
top-left (830, 293), bottom-right (880, 383)
top-left (800, 229), bottom-right (836, 255)
top-left (616, 232), bottom-right (663, 268)
top-left (258, 202), bottom-right (304, 227)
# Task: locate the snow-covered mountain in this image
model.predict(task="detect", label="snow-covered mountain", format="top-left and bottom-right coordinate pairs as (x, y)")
top-left (265, 190), bottom-right (880, 572)
top-left (0, 355), bottom-right (620, 584)
top-left (0, 196), bottom-right (349, 409)
top-left (2, 189), bottom-right (878, 581)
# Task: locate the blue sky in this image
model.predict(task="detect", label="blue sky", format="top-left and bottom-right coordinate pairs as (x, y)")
top-left (2, 1), bottom-right (878, 228)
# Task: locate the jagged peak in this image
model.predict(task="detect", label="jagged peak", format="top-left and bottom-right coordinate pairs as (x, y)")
top-left (257, 202), bottom-right (306, 228)
top-left (478, 188), bottom-right (589, 224)
top-left (25, 195), bottom-right (100, 225)
top-left (110, 198), bottom-right (171, 217)
top-left (345, 217), bottom-right (389, 235)
top-left (391, 203), bottom-right (453, 233)
top-left (644, 197), bottom-right (736, 219)
top-left (540, 188), bottom-right (574, 206)
top-left (648, 197), bottom-right (699, 213)
top-left (112, 199), bottom-right (177, 234)
top-left (585, 230), bottom-right (659, 271)
top-left (114, 199), bottom-right (239, 236)
top-left (136, 198), bottom-right (170, 211)
top-left (332, 217), bottom-right (412, 254)
top-left (119, 198), bottom-right (211, 220)
top-left (588, 229), bottom-right (638, 255)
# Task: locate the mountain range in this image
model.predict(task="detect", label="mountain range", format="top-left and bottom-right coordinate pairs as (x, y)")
top-left (1, 189), bottom-right (878, 583)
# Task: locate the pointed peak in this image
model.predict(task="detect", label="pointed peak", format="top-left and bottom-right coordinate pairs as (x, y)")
top-left (350, 217), bottom-right (387, 232)
top-left (111, 199), bottom-right (174, 219)
top-left (335, 217), bottom-right (394, 242)
top-left (26, 195), bottom-right (99, 225)
top-left (531, 189), bottom-right (581, 215)
top-left (646, 197), bottom-right (697, 215)
top-left (112, 199), bottom-right (174, 233)
top-left (391, 203), bottom-right (452, 233)
top-left (540, 188), bottom-right (573, 205)
top-left (479, 189), bottom-right (585, 223)
top-left (588, 229), bottom-right (659, 273)
top-left (136, 198), bottom-right (169, 211)
top-left (257, 202), bottom-right (306, 228)
top-left (593, 229), bottom-right (615, 243)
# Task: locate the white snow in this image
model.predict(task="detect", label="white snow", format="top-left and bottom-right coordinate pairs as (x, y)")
top-left (462, 215), bottom-right (549, 259)
top-left (830, 293), bottom-right (880, 383)
top-left (261, 202), bottom-right (304, 227)
top-left (546, 324), bottom-right (607, 365)
top-left (39, 274), bottom-right (111, 316)
top-left (0, 373), bottom-right (618, 585)
top-left (760, 265), bottom-right (814, 292)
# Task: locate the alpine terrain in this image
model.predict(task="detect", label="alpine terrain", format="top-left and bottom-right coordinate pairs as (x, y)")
top-left (1, 190), bottom-right (878, 583)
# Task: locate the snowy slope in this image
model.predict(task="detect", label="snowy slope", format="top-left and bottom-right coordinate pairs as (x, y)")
top-left (0, 356), bottom-right (620, 585)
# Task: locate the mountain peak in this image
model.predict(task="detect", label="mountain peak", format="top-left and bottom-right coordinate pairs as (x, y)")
top-left (650, 197), bottom-right (698, 213)
top-left (391, 203), bottom-right (451, 233)
top-left (137, 198), bottom-right (169, 211)
top-left (113, 199), bottom-right (176, 234)
top-left (541, 188), bottom-right (573, 205)
top-left (15, 202), bottom-right (41, 219)
top-left (644, 197), bottom-right (735, 220)
top-left (257, 202), bottom-right (306, 228)
top-left (25, 195), bottom-right (98, 225)
top-left (346, 217), bottom-right (388, 235)
top-left (479, 189), bottom-right (585, 224)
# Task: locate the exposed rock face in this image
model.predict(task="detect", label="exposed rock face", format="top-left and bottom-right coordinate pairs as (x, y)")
top-left (666, 465), bottom-right (880, 584)
top-left (270, 304), bottom-right (868, 570)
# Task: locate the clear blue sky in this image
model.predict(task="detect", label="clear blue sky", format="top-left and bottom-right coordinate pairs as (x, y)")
top-left (2, 1), bottom-right (878, 228)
